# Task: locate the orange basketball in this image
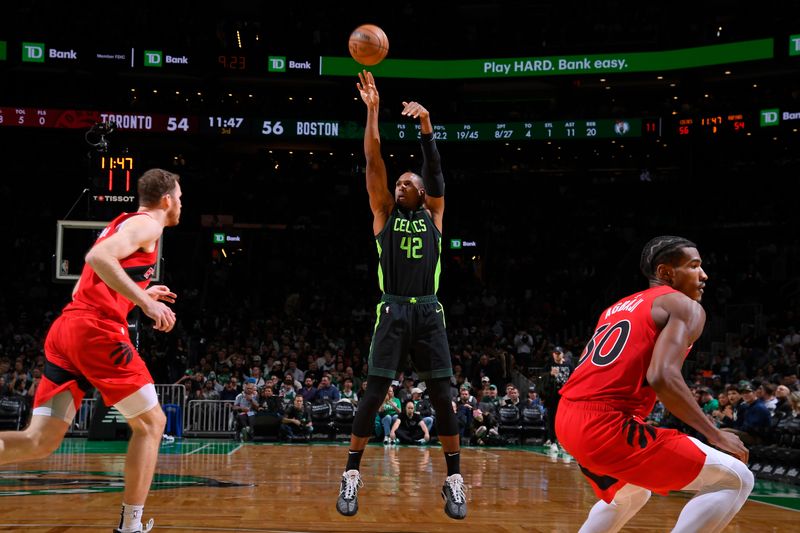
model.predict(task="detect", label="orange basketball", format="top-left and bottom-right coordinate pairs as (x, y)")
top-left (348, 24), bottom-right (389, 66)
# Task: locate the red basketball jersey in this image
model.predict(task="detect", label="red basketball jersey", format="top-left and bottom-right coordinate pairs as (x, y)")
top-left (559, 285), bottom-right (689, 418)
top-left (63, 212), bottom-right (158, 324)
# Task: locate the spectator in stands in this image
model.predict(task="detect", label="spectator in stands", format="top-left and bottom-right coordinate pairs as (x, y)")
top-left (258, 385), bottom-right (282, 415)
top-left (699, 388), bottom-right (718, 415)
top-left (710, 392), bottom-right (732, 427)
top-left (411, 387), bottom-right (435, 433)
top-left (473, 353), bottom-right (502, 387)
top-left (281, 396), bottom-right (313, 440)
top-left (390, 400), bottom-right (430, 445)
top-left (524, 386), bottom-right (542, 408)
top-left (514, 330), bottom-right (534, 369)
top-left (756, 382), bottom-right (778, 414)
top-left (233, 380), bottom-right (260, 440)
top-left (716, 386), bottom-right (741, 428)
top-left (646, 400), bottom-right (666, 426)
top-left (788, 391), bottom-right (800, 417)
top-left (542, 346), bottom-right (572, 446)
top-left (250, 366), bottom-right (266, 389)
top-left (340, 377), bottom-right (358, 405)
top-left (471, 405), bottom-right (499, 445)
top-left (379, 387), bottom-right (401, 444)
top-left (455, 385), bottom-right (478, 431)
top-left (304, 361), bottom-right (323, 384)
top-left (300, 376), bottom-right (318, 403)
top-left (721, 383), bottom-right (771, 445)
top-left (316, 374), bottom-right (340, 402)
top-left (202, 379), bottom-right (220, 400)
top-left (278, 373), bottom-right (298, 403)
top-left (398, 376), bottom-right (416, 404)
top-left (503, 386), bottom-right (521, 408)
top-left (220, 377), bottom-right (240, 402)
top-left (175, 371), bottom-right (205, 395)
top-left (774, 385), bottom-right (792, 417)
top-left (287, 360), bottom-right (304, 384)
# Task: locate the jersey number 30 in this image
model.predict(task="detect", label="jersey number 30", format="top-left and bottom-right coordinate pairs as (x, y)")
top-left (577, 320), bottom-right (631, 368)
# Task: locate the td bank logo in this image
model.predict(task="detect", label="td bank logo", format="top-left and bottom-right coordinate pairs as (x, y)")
top-left (760, 109), bottom-right (780, 127)
top-left (0, 41), bottom-right (7, 61)
top-left (268, 56), bottom-right (286, 72)
top-left (22, 42), bottom-right (45, 63)
top-left (144, 50), bottom-right (163, 67)
top-left (790, 35), bottom-right (800, 57)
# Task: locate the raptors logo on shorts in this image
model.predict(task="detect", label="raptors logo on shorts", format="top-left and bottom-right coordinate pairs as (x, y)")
top-left (109, 342), bottom-right (135, 366)
top-left (622, 418), bottom-right (657, 449)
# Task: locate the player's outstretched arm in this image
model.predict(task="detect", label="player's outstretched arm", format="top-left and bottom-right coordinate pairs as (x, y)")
top-left (85, 216), bottom-right (176, 332)
top-left (402, 101), bottom-right (444, 229)
top-left (357, 70), bottom-right (393, 234)
top-left (647, 294), bottom-right (748, 462)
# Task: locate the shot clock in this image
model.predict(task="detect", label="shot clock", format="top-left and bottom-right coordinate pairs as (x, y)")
top-left (89, 152), bottom-right (138, 220)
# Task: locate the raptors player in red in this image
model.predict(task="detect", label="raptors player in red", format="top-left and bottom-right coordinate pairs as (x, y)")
top-left (557, 236), bottom-right (753, 533)
top-left (0, 169), bottom-right (181, 533)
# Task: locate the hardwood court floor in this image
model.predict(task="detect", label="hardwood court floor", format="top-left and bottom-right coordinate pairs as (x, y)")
top-left (0, 439), bottom-right (796, 532)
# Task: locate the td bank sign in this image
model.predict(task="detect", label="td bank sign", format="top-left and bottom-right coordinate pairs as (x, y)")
top-left (143, 50), bottom-right (189, 67)
top-left (760, 108), bottom-right (800, 127)
top-left (22, 42), bottom-right (78, 62)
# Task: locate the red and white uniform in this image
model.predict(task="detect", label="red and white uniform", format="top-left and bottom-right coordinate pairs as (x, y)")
top-left (556, 286), bottom-right (706, 502)
top-left (35, 213), bottom-right (158, 412)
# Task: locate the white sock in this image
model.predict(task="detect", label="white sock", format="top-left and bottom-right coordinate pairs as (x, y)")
top-left (118, 503), bottom-right (144, 532)
top-left (672, 437), bottom-right (754, 533)
top-left (579, 484), bottom-right (651, 533)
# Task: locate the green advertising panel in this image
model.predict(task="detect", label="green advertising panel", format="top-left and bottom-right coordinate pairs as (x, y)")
top-left (321, 38), bottom-right (773, 79)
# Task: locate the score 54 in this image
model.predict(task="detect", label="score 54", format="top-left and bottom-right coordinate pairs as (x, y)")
top-left (167, 117), bottom-right (190, 131)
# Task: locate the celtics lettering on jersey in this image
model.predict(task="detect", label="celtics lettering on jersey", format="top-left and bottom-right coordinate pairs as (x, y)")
top-left (377, 207), bottom-right (442, 296)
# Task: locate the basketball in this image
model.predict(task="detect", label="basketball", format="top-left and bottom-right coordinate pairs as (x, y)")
top-left (348, 24), bottom-right (389, 66)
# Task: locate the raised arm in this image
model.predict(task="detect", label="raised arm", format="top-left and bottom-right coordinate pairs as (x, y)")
top-left (402, 101), bottom-right (444, 232)
top-left (84, 215), bottom-right (176, 332)
top-left (646, 293), bottom-right (748, 461)
top-left (357, 70), bottom-right (394, 235)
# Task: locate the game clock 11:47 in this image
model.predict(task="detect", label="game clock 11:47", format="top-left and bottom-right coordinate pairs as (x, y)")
top-left (206, 116), bottom-right (247, 135)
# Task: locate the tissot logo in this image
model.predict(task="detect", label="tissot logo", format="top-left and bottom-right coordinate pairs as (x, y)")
top-left (144, 50), bottom-right (162, 67)
top-left (93, 195), bottom-right (136, 202)
top-left (22, 42), bottom-right (45, 63)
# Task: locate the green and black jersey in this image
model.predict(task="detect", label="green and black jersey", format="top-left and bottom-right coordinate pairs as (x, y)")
top-left (376, 206), bottom-right (441, 297)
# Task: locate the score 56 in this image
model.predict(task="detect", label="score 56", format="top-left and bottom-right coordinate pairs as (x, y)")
top-left (262, 121), bottom-right (284, 135)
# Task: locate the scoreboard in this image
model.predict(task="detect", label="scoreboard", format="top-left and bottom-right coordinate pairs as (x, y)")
top-left (0, 106), bottom-right (653, 142)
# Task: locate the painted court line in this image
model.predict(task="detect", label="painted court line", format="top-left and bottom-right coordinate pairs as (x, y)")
top-left (227, 444), bottom-right (243, 455)
top-left (184, 443), bottom-right (213, 455)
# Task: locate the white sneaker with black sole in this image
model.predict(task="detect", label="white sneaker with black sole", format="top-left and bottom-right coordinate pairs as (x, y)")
top-left (336, 469), bottom-right (363, 517)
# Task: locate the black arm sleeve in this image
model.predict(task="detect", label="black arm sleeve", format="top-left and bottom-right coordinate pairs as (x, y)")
top-left (420, 132), bottom-right (445, 197)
